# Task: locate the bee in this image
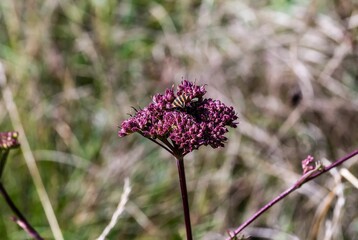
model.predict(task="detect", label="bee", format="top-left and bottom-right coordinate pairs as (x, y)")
top-left (171, 94), bottom-right (191, 109)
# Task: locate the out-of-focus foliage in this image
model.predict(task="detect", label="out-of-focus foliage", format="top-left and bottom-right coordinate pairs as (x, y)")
top-left (0, 0), bottom-right (357, 239)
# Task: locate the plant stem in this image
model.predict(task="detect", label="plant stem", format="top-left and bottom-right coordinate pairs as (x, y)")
top-left (139, 133), bottom-right (174, 155)
top-left (0, 182), bottom-right (44, 240)
top-left (176, 157), bottom-right (193, 240)
top-left (227, 149), bottom-right (358, 240)
top-left (0, 149), bottom-right (9, 179)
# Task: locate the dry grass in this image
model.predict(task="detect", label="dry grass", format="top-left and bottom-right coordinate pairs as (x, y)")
top-left (0, 0), bottom-right (357, 239)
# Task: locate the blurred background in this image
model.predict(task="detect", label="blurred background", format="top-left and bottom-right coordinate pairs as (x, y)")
top-left (0, 0), bottom-right (358, 239)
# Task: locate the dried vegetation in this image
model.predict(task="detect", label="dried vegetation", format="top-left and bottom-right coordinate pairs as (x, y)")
top-left (0, 0), bottom-right (357, 239)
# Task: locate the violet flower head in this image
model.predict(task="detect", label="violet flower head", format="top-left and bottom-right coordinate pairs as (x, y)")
top-left (301, 155), bottom-right (315, 174)
top-left (0, 131), bottom-right (19, 150)
top-left (118, 80), bottom-right (238, 157)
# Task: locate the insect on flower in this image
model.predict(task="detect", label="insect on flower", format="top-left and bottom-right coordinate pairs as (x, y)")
top-left (118, 80), bottom-right (238, 155)
top-left (172, 94), bottom-right (190, 109)
top-left (171, 94), bottom-right (199, 109)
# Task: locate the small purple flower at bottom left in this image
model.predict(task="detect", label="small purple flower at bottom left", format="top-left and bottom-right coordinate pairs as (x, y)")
top-left (0, 131), bottom-right (20, 150)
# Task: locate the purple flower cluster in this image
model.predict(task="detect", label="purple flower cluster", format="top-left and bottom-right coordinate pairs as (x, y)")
top-left (301, 155), bottom-right (315, 174)
top-left (118, 80), bottom-right (238, 156)
top-left (0, 131), bottom-right (19, 150)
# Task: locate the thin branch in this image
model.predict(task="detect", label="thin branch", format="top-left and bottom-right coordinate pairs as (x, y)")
top-left (149, 138), bottom-right (174, 154)
top-left (0, 182), bottom-right (44, 240)
top-left (139, 133), bottom-right (174, 155)
top-left (158, 137), bottom-right (176, 153)
top-left (96, 178), bottom-right (131, 240)
top-left (227, 149), bottom-right (358, 240)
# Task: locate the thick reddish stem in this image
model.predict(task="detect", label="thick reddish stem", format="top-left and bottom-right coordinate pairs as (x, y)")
top-left (176, 157), bottom-right (193, 240)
